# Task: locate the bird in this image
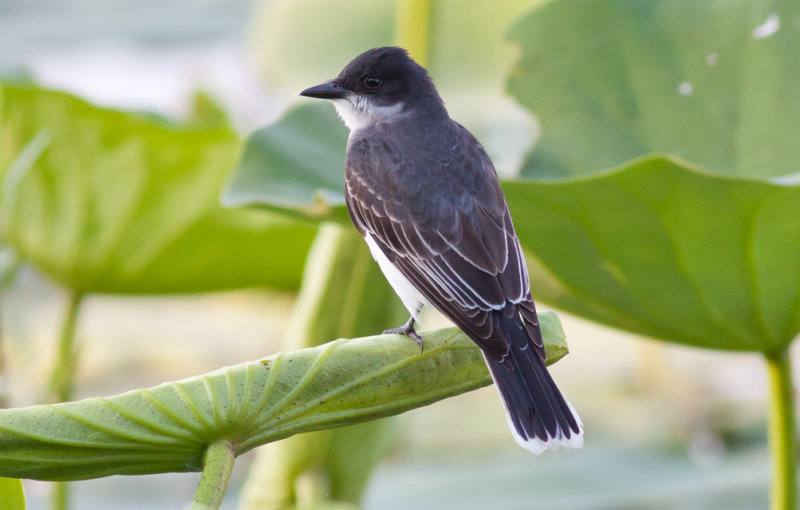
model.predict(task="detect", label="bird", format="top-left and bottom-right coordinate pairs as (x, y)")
top-left (300, 46), bottom-right (583, 454)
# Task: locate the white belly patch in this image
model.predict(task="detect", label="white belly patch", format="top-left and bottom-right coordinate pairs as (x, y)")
top-left (364, 232), bottom-right (426, 320)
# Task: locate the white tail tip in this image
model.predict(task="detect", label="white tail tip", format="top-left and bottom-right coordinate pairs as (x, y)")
top-left (507, 400), bottom-right (584, 455)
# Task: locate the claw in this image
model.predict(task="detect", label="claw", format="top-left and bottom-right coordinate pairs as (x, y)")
top-left (383, 316), bottom-right (424, 353)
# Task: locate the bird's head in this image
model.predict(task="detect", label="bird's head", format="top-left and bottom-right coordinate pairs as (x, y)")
top-left (300, 46), bottom-right (445, 131)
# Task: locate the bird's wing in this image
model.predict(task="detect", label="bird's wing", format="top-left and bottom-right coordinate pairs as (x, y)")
top-left (345, 125), bottom-right (545, 362)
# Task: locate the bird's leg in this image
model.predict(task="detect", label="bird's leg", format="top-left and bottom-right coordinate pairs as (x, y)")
top-left (383, 316), bottom-right (424, 352)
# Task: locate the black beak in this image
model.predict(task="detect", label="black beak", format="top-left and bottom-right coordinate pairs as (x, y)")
top-left (300, 80), bottom-right (350, 100)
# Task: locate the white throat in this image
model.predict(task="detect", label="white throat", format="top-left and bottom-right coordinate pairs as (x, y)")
top-left (333, 95), bottom-right (407, 132)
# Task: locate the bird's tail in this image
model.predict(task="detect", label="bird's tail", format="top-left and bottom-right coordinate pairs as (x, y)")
top-left (483, 316), bottom-right (583, 454)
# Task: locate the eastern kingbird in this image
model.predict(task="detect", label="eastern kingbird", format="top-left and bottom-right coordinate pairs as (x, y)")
top-left (300, 47), bottom-right (583, 454)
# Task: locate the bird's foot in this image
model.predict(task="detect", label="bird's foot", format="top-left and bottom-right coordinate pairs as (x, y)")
top-left (383, 317), bottom-right (424, 353)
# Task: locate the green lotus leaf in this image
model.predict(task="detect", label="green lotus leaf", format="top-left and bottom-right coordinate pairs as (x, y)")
top-left (0, 84), bottom-right (315, 293)
top-left (0, 314), bottom-right (567, 481)
top-left (221, 102), bottom-right (350, 223)
top-left (504, 156), bottom-right (800, 352)
top-left (508, 0), bottom-right (800, 179)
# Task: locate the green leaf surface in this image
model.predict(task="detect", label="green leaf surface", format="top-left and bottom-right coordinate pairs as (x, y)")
top-left (508, 0), bottom-right (800, 179)
top-left (0, 84), bottom-right (315, 293)
top-left (0, 477), bottom-right (25, 510)
top-left (0, 315), bottom-right (567, 481)
top-left (222, 103), bottom-right (350, 223)
top-left (504, 156), bottom-right (800, 352)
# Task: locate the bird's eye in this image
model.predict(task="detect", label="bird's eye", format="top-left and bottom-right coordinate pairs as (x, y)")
top-left (364, 76), bottom-right (383, 89)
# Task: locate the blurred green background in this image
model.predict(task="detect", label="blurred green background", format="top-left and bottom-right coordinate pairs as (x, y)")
top-left (1, 0), bottom-right (796, 508)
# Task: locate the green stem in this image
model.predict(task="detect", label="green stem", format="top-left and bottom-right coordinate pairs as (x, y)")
top-left (48, 291), bottom-right (84, 404)
top-left (51, 484), bottom-right (67, 510)
top-left (48, 291), bottom-right (84, 510)
top-left (191, 440), bottom-right (235, 510)
top-left (765, 347), bottom-right (797, 510)
top-left (394, 0), bottom-right (433, 66)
